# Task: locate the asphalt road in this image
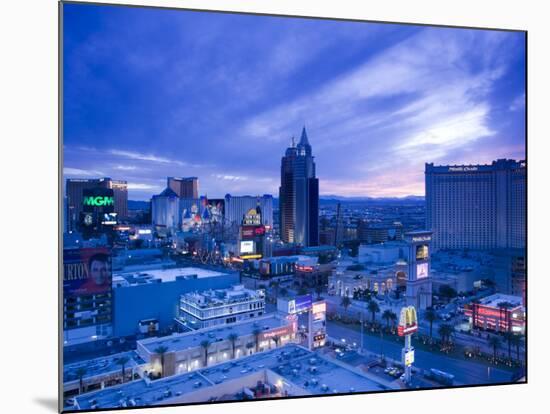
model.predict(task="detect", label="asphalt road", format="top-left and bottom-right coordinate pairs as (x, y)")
top-left (327, 321), bottom-right (515, 385)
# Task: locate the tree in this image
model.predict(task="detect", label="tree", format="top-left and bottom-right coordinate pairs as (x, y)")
top-left (488, 336), bottom-right (501, 362)
top-left (382, 309), bottom-right (393, 329)
top-left (153, 346), bottom-right (169, 377)
top-left (297, 286), bottom-right (308, 296)
top-left (367, 300), bottom-right (380, 323)
top-left (503, 332), bottom-right (515, 360)
top-left (438, 285), bottom-right (457, 302)
top-left (271, 335), bottom-right (281, 349)
top-left (246, 342), bottom-right (255, 355)
top-left (116, 356), bottom-right (130, 383)
top-left (438, 323), bottom-right (454, 345)
top-left (341, 296), bottom-right (352, 317)
top-left (252, 327), bottom-right (262, 352)
top-left (510, 334), bottom-right (523, 362)
top-left (389, 311), bottom-right (397, 330)
top-left (200, 340), bottom-right (211, 367)
top-left (227, 333), bottom-right (239, 359)
top-left (280, 287), bottom-right (289, 297)
top-left (315, 285), bottom-right (323, 300)
top-left (75, 367), bottom-right (87, 394)
top-left (425, 307), bottom-right (437, 339)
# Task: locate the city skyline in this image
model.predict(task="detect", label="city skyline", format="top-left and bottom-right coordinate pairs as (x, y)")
top-left (63, 4), bottom-right (525, 201)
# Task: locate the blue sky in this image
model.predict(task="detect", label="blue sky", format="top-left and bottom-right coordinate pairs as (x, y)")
top-left (63, 3), bottom-right (526, 201)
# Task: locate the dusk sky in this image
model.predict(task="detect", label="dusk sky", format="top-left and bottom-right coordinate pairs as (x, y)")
top-left (63, 3), bottom-right (526, 201)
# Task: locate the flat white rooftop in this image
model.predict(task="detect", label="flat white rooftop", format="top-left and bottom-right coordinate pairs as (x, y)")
top-left (116, 266), bottom-right (229, 283)
top-left (478, 293), bottom-right (523, 308)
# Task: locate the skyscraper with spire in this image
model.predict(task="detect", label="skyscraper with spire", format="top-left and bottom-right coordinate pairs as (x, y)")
top-left (279, 126), bottom-right (319, 246)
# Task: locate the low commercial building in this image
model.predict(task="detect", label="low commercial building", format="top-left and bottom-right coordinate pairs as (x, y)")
top-left (177, 285), bottom-right (266, 330)
top-left (74, 344), bottom-right (390, 410)
top-left (63, 351), bottom-right (144, 398)
top-left (136, 314), bottom-right (297, 377)
top-left (464, 293), bottom-right (525, 334)
top-left (112, 266), bottom-right (239, 337)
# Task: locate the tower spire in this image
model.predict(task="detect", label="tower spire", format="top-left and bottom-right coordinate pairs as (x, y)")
top-left (299, 125), bottom-right (309, 146)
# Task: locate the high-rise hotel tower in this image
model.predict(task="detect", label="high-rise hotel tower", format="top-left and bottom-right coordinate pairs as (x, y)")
top-left (279, 127), bottom-right (319, 246)
top-left (425, 159), bottom-right (526, 250)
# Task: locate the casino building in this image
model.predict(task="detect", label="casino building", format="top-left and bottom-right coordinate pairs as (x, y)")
top-left (425, 159), bottom-right (526, 250)
top-left (66, 178), bottom-right (128, 232)
top-left (279, 127), bottom-right (319, 247)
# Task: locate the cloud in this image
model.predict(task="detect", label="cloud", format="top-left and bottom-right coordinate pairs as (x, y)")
top-left (509, 93), bottom-right (525, 111)
top-left (127, 183), bottom-right (162, 191)
top-left (63, 167), bottom-right (105, 176)
top-left (108, 149), bottom-right (185, 165)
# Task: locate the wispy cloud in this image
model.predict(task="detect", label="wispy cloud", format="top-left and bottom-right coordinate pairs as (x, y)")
top-left (108, 149), bottom-right (185, 166)
top-left (63, 167), bottom-right (105, 176)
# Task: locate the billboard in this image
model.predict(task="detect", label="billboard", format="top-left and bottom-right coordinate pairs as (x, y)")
top-left (416, 262), bottom-right (429, 279)
top-left (416, 244), bottom-right (429, 260)
top-left (288, 294), bottom-right (312, 314)
top-left (82, 188), bottom-right (114, 213)
top-left (203, 198), bottom-right (224, 222)
top-left (240, 240), bottom-right (254, 254)
top-left (63, 248), bottom-right (112, 297)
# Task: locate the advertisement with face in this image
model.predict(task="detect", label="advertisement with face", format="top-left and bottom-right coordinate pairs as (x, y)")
top-left (63, 247), bottom-right (112, 297)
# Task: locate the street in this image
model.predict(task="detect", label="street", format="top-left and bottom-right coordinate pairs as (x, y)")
top-left (327, 321), bottom-right (515, 385)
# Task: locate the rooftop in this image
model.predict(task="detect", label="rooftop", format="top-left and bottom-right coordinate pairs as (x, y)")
top-left (114, 266), bottom-right (231, 286)
top-left (181, 285), bottom-right (264, 308)
top-left (64, 351), bottom-right (144, 383)
top-left (478, 293), bottom-right (523, 308)
top-left (139, 314), bottom-right (288, 354)
top-left (74, 344), bottom-right (387, 410)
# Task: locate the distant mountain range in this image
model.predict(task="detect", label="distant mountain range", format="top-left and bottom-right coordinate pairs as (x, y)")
top-left (128, 195), bottom-right (424, 210)
top-left (319, 195), bottom-right (425, 202)
top-left (128, 200), bottom-right (151, 210)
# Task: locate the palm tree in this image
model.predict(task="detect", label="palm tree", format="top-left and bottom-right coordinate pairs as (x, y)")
top-left (252, 327), bottom-right (262, 352)
top-left (510, 334), bottom-right (522, 362)
top-left (503, 332), bottom-right (514, 360)
top-left (227, 333), bottom-right (239, 359)
top-left (315, 285), bottom-right (323, 300)
top-left (382, 309), bottom-right (393, 329)
top-left (488, 336), bottom-right (501, 362)
top-left (438, 323), bottom-right (454, 345)
top-left (341, 296), bottom-right (352, 317)
top-left (367, 300), bottom-right (380, 323)
top-left (271, 335), bottom-right (281, 349)
top-left (389, 311), bottom-right (397, 330)
top-left (425, 307), bottom-right (437, 340)
top-left (116, 356), bottom-right (130, 383)
top-left (246, 341), bottom-right (255, 355)
top-left (200, 340), bottom-right (211, 367)
top-left (153, 346), bottom-right (168, 377)
top-left (75, 366), bottom-right (87, 394)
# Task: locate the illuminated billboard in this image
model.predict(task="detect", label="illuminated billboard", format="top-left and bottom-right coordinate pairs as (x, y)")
top-left (240, 240), bottom-right (254, 254)
top-left (417, 262), bottom-right (429, 279)
top-left (416, 244), bottom-right (429, 260)
top-left (63, 248), bottom-right (112, 297)
top-left (203, 198), bottom-right (224, 222)
top-left (288, 294), bottom-right (312, 314)
top-left (82, 188), bottom-right (115, 213)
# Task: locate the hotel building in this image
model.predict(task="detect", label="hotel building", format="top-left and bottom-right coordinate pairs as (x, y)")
top-left (425, 159), bottom-right (526, 250)
top-left (178, 285), bottom-right (265, 330)
top-left (66, 178), bottom-right (128, 232)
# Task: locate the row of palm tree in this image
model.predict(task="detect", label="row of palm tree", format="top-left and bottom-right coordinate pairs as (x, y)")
top-left (74, 355), bottom-right (131, 395)
top-left (152, 327), bottom-right (284, 378)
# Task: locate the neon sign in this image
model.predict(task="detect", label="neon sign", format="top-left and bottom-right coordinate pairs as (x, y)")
top-left (83, 196), bottom-right (114, 207)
